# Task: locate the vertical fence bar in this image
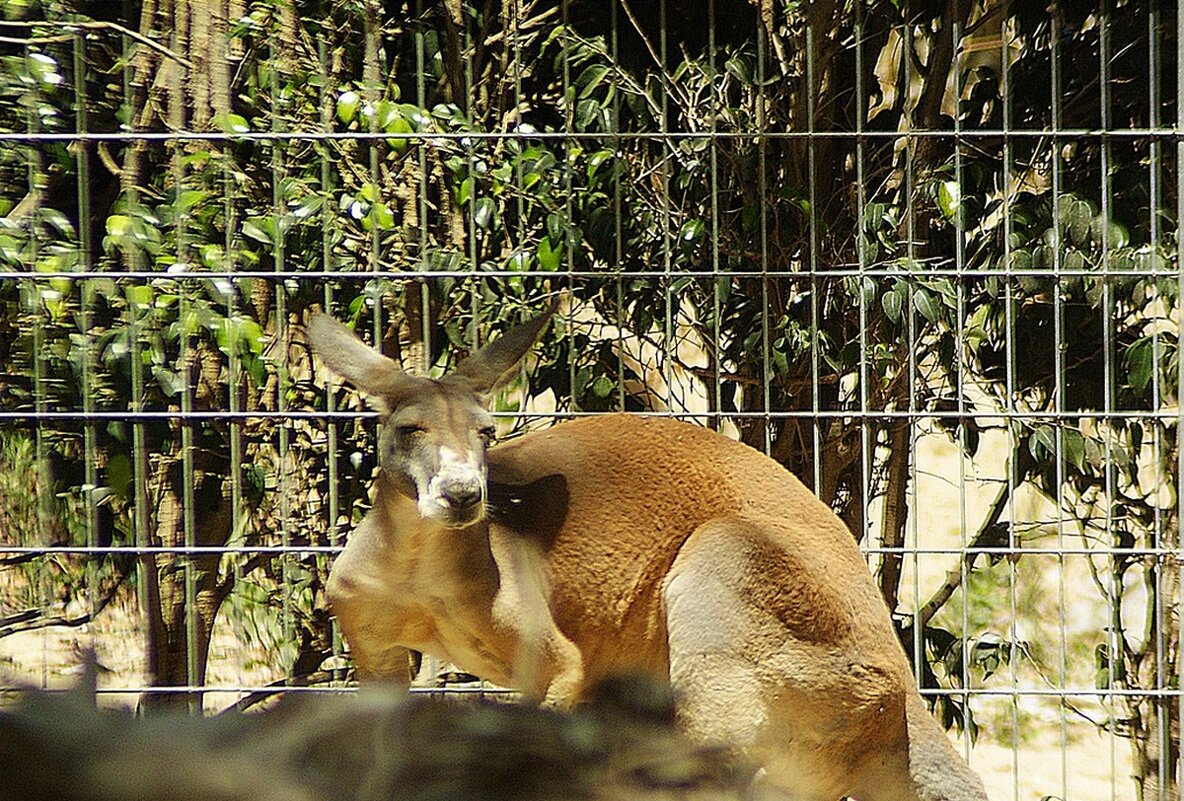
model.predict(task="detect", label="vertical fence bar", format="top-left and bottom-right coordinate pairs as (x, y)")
top-left (756, 3), bottom-right (770, 452)
top-left (659, 0), bottom-right (673, 417)
top-left (1003, 3), bottom-right (1020, 793)
top-left (71, 27), bottom-right (100, 681)
top-left (25, 28), bottom-right (50, 692)
top-left (611, 0), bottom-right (627, 415)
top-left (1097, 5), bottom-right (1120, 798)
top-left (269, 13), bottom-right (295, 693)
top-left (123, 14), bottom-right (153, 707)
top-left (1050, 3), bottom-right (1070, 798)
top-left (1145, 6), bottom-right (1170, 800)
top-left (415, 0), bottom-right (432, 379)
top-left (561, 0), bottom-right (576, 416)
top-left (854, 0), bottom-right (871, 554)
top-left (167, 11), bottom-right (200, 712)
top-left (1176, 3), bottom-right (1184, 800)
top-left (318, 10), bottom-right (342, 685)
top-left (222, 9), bottom-right (246, 702)
top-left (901, 4), bottom-right (924, 695)
top-left (951, 16), bottom-right (971, 763)
top-left (806, 23), bottom-right (821, 494)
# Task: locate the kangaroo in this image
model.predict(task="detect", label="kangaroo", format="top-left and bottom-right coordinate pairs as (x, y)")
top-left (307, 309), bottom-right (988, 801)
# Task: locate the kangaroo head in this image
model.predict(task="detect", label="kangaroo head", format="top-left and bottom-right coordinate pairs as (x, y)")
top-left (307, 310), bottom-right (551, 528)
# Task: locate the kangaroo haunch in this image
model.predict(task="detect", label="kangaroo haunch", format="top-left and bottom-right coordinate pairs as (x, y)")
top-left (306, 310), bottom-right (988, 801)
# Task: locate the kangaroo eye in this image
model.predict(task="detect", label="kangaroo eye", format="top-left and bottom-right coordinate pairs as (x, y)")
top-left (478, 426), bottom-right (497, 445)
top-left (396, 424), bottom-right (427, 438)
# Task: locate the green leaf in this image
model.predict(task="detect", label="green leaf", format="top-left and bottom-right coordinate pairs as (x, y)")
top-left (40, 208), bottom-right (75, 238)
top-left (1029, 424), bottom-right (1057, 460)
top-left (586, 149), bottom-right (613, 180)
top-left (105, 453), bottom-right (133, 499)
top-left (537, 236), bottom-right (561, 271)
top-left (1126, 337), bottom-right (1154, 395)
top-left (336, 90), bottom-right (360, 124)
top-left (546, 212), bottom-right (565, 245)
top-left (725, 54), bottom-right (752, 84)
top-left (213, 318), bottom-right (237, 356)
top-left (882, 285), bottom-right (903, 323)
top-left (173, 190), bottom-right (208, 213)
top-left (290, 195), bottom-right (324, 220)
top-left (473, 197), bottom-right (496, 230)
top-left (1062, 429), bottom-right (1086, 472)
top-left (577, 64), bottom-right (609, 98)
top-left (242, 219), bottom-right (272, 245)
top-left (936, 180), bottom-right (961, 221)
top-left (370, 202), bottom-right (395, 230)
top-left (1006, 249), bottom-right (1033, 271)
top-left (1068, 200), bottom-right (1092, 244)
top-left (240, 319), bottom-right (265, 356)
top-left (106, 214), bottom-right (132, 238)
top-left (398, 103), bottom-right (430, 129)
top-left (214, 113), bottom-right (250, 134)
top-left (591, 374), bottom-right (614, 398)
top-left (678, 219), bottom-right (705, 246)
top-left (152, 365), bottom-right (186, 397)
top-left (1064, 249), bottom-right (1086, 272)
top-left (457, 176), bottom-right (474, 206)
top-left (771, 345), bottom-right (789, 376)
top-left (507, 250), bottom-right (533, 271)
top-left (913, 287), bottom-right (941, 324)
top-left (384, 112), bottom-right (413, 151)
top-left (0, 234), bottom-right (20, 263)
top-left (375, 100), bottom-right (399, 129)
top-left (125, 284), bottom-right (153, 308)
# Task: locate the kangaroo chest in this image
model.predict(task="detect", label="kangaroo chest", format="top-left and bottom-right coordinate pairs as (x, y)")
top-left (331, 510), bottom-right (517, 686)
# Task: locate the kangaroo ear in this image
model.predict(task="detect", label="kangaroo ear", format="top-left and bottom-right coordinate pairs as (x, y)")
top-left (307, 313), bottom-right (417, 407)
top-left (448, 307), bottom-right (554, 397)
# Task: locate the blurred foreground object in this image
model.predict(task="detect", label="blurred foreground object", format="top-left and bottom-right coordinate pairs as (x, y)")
top-left (0, 672), bottom-right (752, 801)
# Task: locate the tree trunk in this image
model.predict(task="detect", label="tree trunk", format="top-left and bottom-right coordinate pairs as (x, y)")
top-left (1127, 553), bottom-right (1180, 801)
top-left (139, 455), bottom-right (231, 712)
top-left (877, 417), bottom-right (911, 611)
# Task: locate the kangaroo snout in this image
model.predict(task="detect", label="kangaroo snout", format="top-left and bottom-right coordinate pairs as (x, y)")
top-left (425, 452), bottom-right (486, 526)
top-left (441, 478), bottom-right (483, 512)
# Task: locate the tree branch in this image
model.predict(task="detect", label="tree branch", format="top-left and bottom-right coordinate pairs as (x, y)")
top-left (0, 564), bottom-right (131, 638)
top-left (916, 476), bottom-right (1013, 628)
top-left (216, 669), bottom-right (340, 715)
top-left (0, 20), bottom-right (194, 70)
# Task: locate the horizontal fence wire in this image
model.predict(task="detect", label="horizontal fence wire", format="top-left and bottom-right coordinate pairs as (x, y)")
top-left (0, 129), bottom-right (1182, 141)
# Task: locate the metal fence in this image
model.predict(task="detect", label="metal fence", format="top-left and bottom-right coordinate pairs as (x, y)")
top-left (0, 2), bottom-right (1179, 800)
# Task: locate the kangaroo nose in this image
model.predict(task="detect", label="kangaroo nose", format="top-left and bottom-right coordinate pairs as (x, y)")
top-left (442, 480), bottom-right (482, 511)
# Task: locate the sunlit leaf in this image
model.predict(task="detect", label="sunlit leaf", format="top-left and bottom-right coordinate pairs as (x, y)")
top-left (473, 197), bottom-right (496, 230)
top-left (336, 90), bottom-right (360, 124)
top-left (214, 113), bottom-right (250, 134)
top-left (913, 287), bottom-right (941, 324)
top-left (936, 180), bottom-right (961, 221)
top-left (242, 219), bottom-right (272, 245)
top-left (106, 215), bottom-right (132, 238)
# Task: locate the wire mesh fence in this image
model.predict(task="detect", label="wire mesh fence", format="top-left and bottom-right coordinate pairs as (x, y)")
top-left (0, 2), bottom-right (1179, 800)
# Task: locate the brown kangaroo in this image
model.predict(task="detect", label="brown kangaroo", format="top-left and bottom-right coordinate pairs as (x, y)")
top-left (307, 309), bottom-right (987, 801)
